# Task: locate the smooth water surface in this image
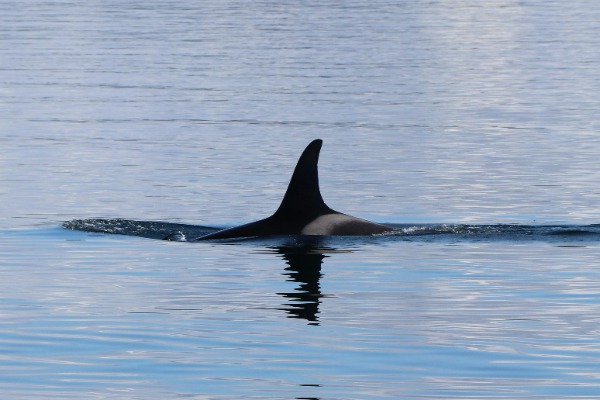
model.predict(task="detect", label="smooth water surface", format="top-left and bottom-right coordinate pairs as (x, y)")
top-left (2, 1), bottom-right (600, 398)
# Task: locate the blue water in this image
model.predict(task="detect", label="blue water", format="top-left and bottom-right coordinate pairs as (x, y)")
top-left (2, 0), bottom-right (600, 398)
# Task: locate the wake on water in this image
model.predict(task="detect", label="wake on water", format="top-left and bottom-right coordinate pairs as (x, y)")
top-left (63, 218), bottom-right (600, 244)
top-left (63, 140), bottom-right (600, 245)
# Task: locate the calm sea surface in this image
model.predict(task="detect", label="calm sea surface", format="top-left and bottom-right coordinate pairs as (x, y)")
top-left (2, 1), bottom-right (600, 398)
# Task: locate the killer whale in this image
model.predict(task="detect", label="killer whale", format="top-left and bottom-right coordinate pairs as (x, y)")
top-left (196, 139), bottom-right (393, 240)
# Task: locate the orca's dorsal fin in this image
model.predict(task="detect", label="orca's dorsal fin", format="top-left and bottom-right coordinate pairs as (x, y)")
top-left (273, 139), bottom-right (335, 219)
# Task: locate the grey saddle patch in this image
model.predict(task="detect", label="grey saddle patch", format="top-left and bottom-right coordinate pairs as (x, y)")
top-left (197, 139), bottom-right (392, 240)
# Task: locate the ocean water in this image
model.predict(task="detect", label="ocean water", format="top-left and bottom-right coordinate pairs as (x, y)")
top-left (2, 0), bottom-right (600, 398)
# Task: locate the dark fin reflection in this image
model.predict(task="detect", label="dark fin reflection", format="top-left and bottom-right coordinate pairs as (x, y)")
top-left (274, 244), bottom-right (328, 326)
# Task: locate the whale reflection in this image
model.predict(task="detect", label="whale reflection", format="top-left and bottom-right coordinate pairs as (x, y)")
top-left (274, 244), bottom-right (327, 325)
top-left (265, 239), bottom-right (357, 326)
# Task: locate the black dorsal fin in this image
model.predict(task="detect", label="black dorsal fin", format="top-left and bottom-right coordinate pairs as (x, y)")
top-left (273, 139), bottom-right (334, 219)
